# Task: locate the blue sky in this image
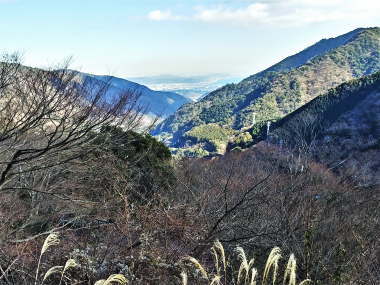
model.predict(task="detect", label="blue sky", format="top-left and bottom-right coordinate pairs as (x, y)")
top-left (1, 0), bottom-right (379, 78)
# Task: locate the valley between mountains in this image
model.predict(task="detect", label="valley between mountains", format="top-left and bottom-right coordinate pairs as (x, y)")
top-left (153, 27), bottom-right (380, 159)
top-left (0, 25), bottom-right (379, 284)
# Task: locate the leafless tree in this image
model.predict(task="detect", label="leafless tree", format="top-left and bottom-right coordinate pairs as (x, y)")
top-left (274, 113), bottom-right (322, 154)
top-left (174, 146), bottom-right (380, 283)
top-left (0, 53), bottom-right (142, 192)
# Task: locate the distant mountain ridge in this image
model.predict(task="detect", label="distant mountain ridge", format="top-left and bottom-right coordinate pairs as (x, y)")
top-left (129, 74), bottom-right (243, 101)
top-left (153, 27), bottom-right (380, 155)
top-left (260, 28), bottom-right (366, 74)
top-left (76, 72), bottom-right (191, 119)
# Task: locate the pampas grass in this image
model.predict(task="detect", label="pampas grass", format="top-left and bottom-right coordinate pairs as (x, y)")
top-left (212, 247), bottom-right (220, 274)
top-left (263, 247), bottom-right (282, 285)
top-left (42, 259), bottom-right (78, 285)
top-left (182, 256), bottom-right (209, 279)
top-left (59, 259), bottom-right (78, 285)
top-left (181, 271), bottom-right (188, 285)
top-left (41, 233), bottom-right (60, 255)
top-left (250, 268), bottom-right (258, 285)
top-left (35, 233), bottom-right (60, 285)
top-left (210, 275), bottom-right (222, 285)
top-left (36, 234), bottom-right (79, 285)
top-left (236, 246), bottom-right (255, 284)
top-left (283, 254), bottom-right (297, 285)
top-left (32, 233), bottom-right (309, 285)
top-left (181, 243), bottom-right (311, 285)
top-left (33, 233), bottom-right (127, 285)
top-left (94, 274), bottom-right (128, 285)
top-left (213, 240), bottom-right (227, 275)
top-left (42, 266), bottom-right (63, 282)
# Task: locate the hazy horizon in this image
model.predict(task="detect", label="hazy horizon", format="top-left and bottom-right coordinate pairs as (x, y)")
top-left (1, 0), bottom-right (380, 78)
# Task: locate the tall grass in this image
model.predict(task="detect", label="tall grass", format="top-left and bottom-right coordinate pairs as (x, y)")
top-left (35, 233), bottom-right (60, 285)
top-left (24, 234), bottom-right (310, 284)
top-left (94, 274), bottom-right (128, 285)
top-left (33, 233), bottom-right (128, 285)
top-left (181, 240), bottom-right (312, 285)
top-left (262, 247), bottom-right (281, 285)
top-left (236, 246), bottom-right (255, 284)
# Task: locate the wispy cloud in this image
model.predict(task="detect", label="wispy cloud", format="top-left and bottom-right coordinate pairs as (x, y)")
top-left (194, 3), bottom-right (268, 24)
top-left (147, 0), bottom-right (380, 26)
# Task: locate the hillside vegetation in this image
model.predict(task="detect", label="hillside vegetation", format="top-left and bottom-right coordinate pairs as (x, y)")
top-left (0, 54), bottom-right (379, 284)
top-left (268, 71), bottom-right (380, 185)
top-left (154, 27), bottom-right (380, 155)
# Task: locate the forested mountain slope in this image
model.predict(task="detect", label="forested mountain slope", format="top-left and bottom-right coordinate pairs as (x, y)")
top-left (153, 27), bottom-right (380, 155)
top-left (268, 71), bottom-right (380, 185)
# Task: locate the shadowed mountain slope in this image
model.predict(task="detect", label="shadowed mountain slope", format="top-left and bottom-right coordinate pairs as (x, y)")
top-left (268, 72), bottom-right (380, 185)
top-left (78, 72), bottom-right (191, 119)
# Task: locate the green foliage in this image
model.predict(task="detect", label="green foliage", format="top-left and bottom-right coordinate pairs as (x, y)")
top-left (199, 103), bottom-right (234, 124)
top-left (235, 132), bottom-right (253, 144)
top-left (185, 124), bottom-right (235, 153)
top-left (153, 27), bottom-right (380, 156)
top-left (231, 132), bottom-right (253, 148)
top-left (92, 126), bottom-right (174, 201)
top-left (173, 146), bottom-right (210, 158)
top-left (186, 124), bottom-right (234, 143)
top-left (326, 27), bottom-right (380, 77)
top-left (94, 125), bottom-right (171, 161)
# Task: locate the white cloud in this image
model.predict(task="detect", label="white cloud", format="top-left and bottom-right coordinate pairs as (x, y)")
top-left (147, 0), bottom-right (380, 26)
top-left (148, 10), bottom-right (184, 21)
top-left (194, 3), bottom-right (268, 23)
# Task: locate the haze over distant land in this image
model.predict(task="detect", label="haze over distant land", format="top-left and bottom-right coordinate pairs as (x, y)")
top-left (2, 0), bottom-right (379, 79)
top-left (74, 71), bottom-right (191, 124)
top-left (129, 74), bottom-right (243, 100)
top-left (154, 27), bottom-right (380, 156)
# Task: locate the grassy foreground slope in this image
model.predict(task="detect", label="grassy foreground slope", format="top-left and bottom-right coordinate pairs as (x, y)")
top-left (154, 27), bottom-right (380, 155)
